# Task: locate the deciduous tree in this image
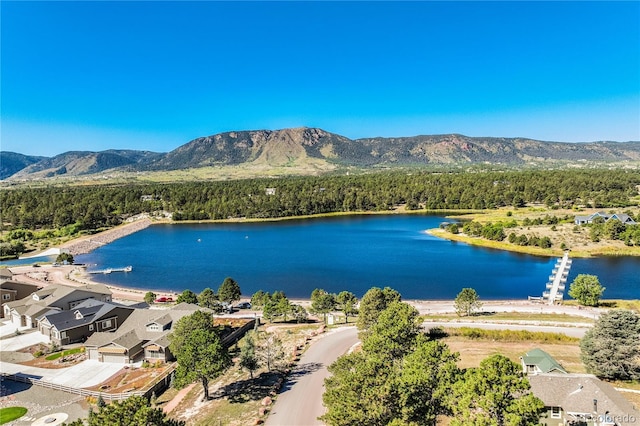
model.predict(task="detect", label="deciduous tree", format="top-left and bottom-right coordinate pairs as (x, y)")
top-left (144, 291), bottom-right (156, 304)
top-left (568, 274), bottom-right (605, 307)
top-left (453, 288), bottom-right (482, 317)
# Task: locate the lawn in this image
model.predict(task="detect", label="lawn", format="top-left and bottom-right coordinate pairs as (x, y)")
top-left (0, 407), bottom-right (28, 425)
top-left (45, 347), bottom-right (83, 361)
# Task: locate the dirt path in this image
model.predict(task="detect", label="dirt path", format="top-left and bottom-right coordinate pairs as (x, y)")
top-left (163, 383), bottom-right (196, 414)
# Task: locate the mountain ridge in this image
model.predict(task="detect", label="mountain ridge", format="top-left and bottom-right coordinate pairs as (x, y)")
top-left (4, 127), bottom-right (640, 180)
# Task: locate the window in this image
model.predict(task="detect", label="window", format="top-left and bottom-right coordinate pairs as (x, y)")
top-left (52, 329), bottom-right (59, 339)
top-left (147, 324), bottom-right (160, 331)
top-left (61, 331), bottom-right (67, 339)
top-left (102, 319), bottom-right (112, 328)
top-left (89, 324), bottom-right (94, 331)
top-left (2, 294), bottom-right (10, 301)
top-left (147, 350), bottom-right (163, 358)
top-left (550, 406), bottom-right (561, 419)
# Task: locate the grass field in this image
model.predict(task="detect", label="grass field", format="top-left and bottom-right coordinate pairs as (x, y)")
top-left (0, 407), bottom-right (28, 425)
top-left (430, 205), bottom-right (640, 258)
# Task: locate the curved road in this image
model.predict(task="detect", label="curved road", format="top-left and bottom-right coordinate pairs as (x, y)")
top-left (266, 326), bottom-right (359, 426)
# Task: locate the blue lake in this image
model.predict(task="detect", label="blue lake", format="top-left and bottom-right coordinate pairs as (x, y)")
top-left (8, 215), bottom-right (640, 299)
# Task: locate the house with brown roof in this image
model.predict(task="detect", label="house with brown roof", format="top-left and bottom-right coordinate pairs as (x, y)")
top-left (3, 283), bottom-right (112, 328)
top-left (0, 280), bottom-right (42, 318)
top-left (529, 373), bottom-right (639, 426)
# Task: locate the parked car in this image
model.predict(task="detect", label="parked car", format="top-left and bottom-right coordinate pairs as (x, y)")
top-left (155, 297), bottom-right (173, 303)
top-left (234, 302), bottom-right (252, 309)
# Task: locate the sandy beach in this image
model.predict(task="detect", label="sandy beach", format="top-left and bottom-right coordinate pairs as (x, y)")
top-left (3, 263), bottom-right (603, 319)
top-left (60, 218), bottom-right (153, 256)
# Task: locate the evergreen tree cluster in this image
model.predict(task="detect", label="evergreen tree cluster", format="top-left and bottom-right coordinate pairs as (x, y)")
top-left (322, 288), bottom-right (544, 425)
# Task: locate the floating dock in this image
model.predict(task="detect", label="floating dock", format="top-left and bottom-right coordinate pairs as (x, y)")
top-left (542, 252), bottom-right (572, 304)
top-left (89, 266), bottom-right (132, 274)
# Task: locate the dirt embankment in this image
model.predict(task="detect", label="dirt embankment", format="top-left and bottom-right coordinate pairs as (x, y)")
top-left (61, 218), bottom-right (152, 255)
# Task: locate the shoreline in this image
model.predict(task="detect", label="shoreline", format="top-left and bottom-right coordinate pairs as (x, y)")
top-left (8, 208), bottom-right (640, 262)
top-left (3, 264), bottom-right (621, 321)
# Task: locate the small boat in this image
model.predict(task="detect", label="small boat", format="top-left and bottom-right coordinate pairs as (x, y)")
top-left (123, 265), bottom-right (132, 272)
top-left (102, 268), bottom-right (112, 274)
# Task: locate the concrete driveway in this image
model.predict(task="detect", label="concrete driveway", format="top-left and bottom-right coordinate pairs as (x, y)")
top-left (0, 330), bottom-right (50, 351)
top-left (0, 359), bottom-right (123, 388)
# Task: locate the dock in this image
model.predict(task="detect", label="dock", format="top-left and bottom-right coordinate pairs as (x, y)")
top-left (542, 252), bottom-right (572, 304)
top-left (89, 266), bottom-right (132, 274)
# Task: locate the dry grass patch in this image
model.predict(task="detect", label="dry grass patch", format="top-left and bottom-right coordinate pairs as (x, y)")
top-left (443, 336), bottom-right (585, 373)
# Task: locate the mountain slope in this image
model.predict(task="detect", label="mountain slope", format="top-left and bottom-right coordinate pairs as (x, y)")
top-left (146, 127), bottom-right (351, 170)
top-left (0, 152), bottom-right (47, 179)
top-left (5, 128), bottom-right (640, 181)
top-left (9, 150), bottom-right (163, 179)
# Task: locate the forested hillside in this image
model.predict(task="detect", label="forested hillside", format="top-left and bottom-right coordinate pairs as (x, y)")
top-left (2, 170), bottom-right (638, 230)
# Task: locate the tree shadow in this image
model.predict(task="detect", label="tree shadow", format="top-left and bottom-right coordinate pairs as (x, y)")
top-left (214, 361), bottom-right (323, 404)
top-left (278, 362), bottom-right (322, 392)
top-left (213, 371), bottom-right (281, 403)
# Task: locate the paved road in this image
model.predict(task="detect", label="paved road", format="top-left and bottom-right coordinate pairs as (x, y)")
top-left (423, 321), bottom-right (590, 338)
top-left (266, 326), bottom-right (359, 426)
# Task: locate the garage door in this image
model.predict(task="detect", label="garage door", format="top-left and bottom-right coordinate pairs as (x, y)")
top-left (101, 353), bottom-right (127, 364)
top-left (87, 348), bottom-right (98, 360)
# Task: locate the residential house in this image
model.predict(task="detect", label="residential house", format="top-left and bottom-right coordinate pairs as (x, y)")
top-left (521, 348), bottom-right (568, 375)
top-left (0, 269), bottom-right (14, 280)
top-left (529, 373), bottom-right (639, 426)
top-left (0, 280), bottom-right (42, 318)
top-left (3, 283), bottom-right (112, 328)
top-left (38, 299), bottom-right (134, 346)
top-left (85, 302), bottom-right (203, 364)
top-left (575, 212), bottom-right (637, 226)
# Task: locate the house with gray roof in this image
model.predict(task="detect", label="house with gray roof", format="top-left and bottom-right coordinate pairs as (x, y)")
top-left (575, 212), bottom-right (637, 226)
top-left (521, 348), bottom-right (568, 375)
top-left (3, 283), bottom-right (112, 328)
top-left (85, 302), bottom-right (204, 364)
top-left (529, 373), bottom-right (639, 426)
top-left (0, 280), bottom-right (41, 318)
top-left (38, 299), bottom-right (135, 346)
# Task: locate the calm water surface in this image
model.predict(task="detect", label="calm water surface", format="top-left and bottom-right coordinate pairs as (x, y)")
top-left (62, 215), bottom-right (640, 300)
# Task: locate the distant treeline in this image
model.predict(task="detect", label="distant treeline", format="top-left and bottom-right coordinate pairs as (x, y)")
top-left (1, 169), bottom-right (639, 232)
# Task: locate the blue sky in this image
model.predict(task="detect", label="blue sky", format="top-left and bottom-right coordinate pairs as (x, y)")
top-left (2, 1), bottom-right (639, 156)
